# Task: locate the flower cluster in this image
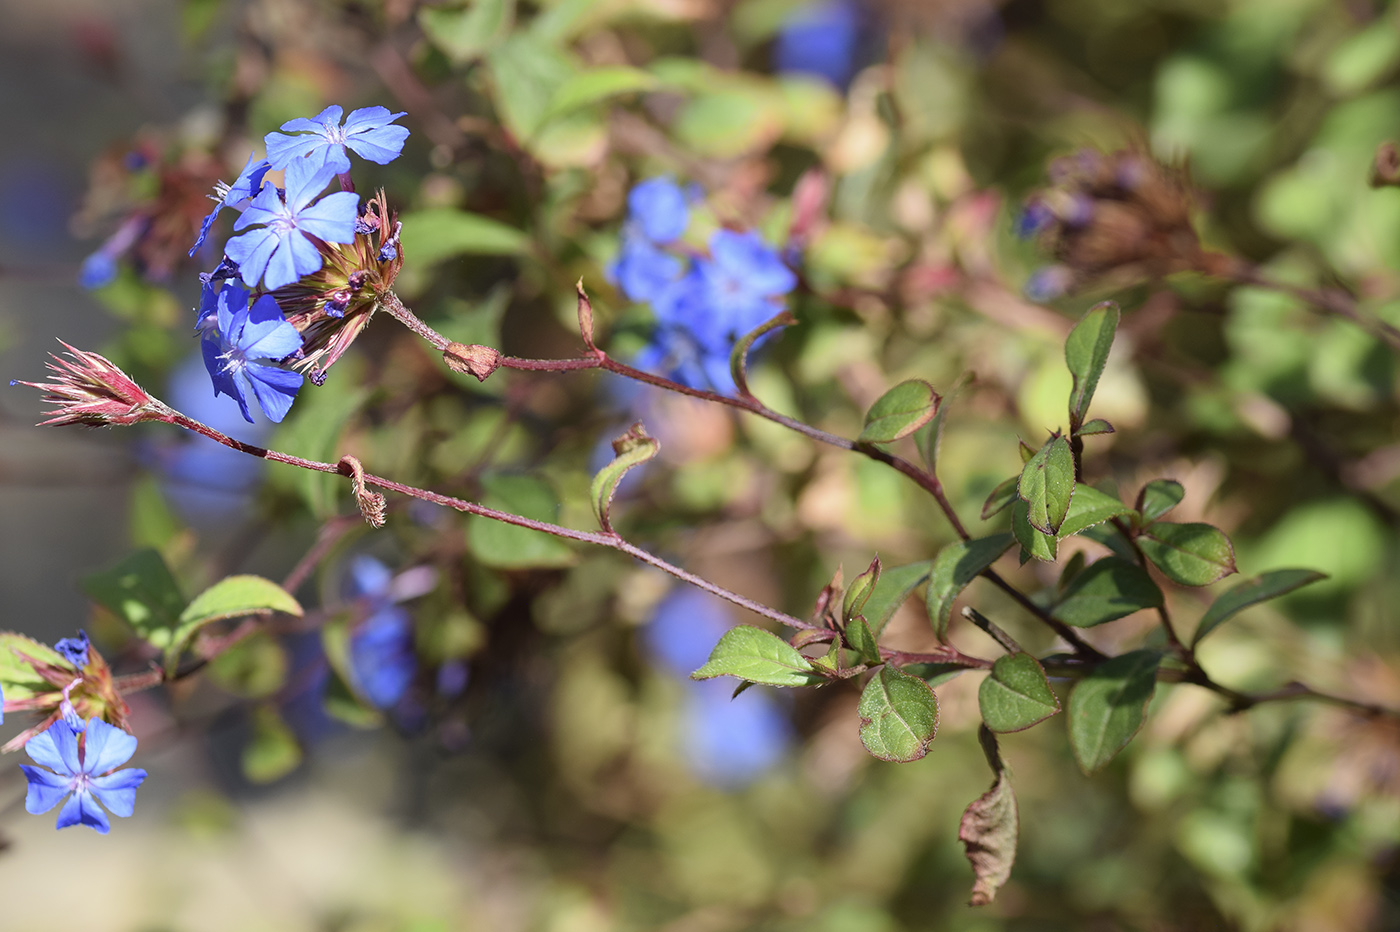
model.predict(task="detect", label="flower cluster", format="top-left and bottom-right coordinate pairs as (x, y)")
top-left (611, 178), bottom-right (797, 392)
top-left (190, 106), bottom-right (409, 422)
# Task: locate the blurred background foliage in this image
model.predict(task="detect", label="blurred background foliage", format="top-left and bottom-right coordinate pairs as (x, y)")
top-left (3, 0), bottom-right (1400, 929)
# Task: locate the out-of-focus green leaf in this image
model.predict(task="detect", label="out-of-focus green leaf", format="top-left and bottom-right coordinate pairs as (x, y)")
top-left (692, 625), bottom-right (826, 687)
top-left (467, 474), bottom-right (577, 569)
top-left (271, 373), bottom-right (369, 518)
top-left (398, 208), bottom-right (530, 266)
top-left (1050, 558), bottom-right (1163, 627)
top-left (978, 653), bottom-right (1060, 733)
top-left (859, 379), bottom-right (939, 444)
top-left (543, 66), bottom-right (658, 124)
top-left (1068, 650), bottom-right (1161, 774)
top-left (171, 575), bottom-right (302, 670)
top-left (419, 0), bottom-right (515, 65)
top-left (80, 549), bottom-right (185, 650)
top-left (960, 728), bottom-right (1018, 906)
top-left (863, 560), bottom-right (932, 636)
top-left (590, 422), bottom-right (659, 531)
top-left (1064, 301), bottom-right (1120, 429)
top-left (207, 631), bottom-right (288, 699)
top-left (488, 32), bottom-right (576, 140)
top-left (320, 616), bottom-right (382, 727)
top-left (1193, 568), bottom-right (1328, 646)
top-left (1136, 479), bottom-right (1185, 524)
top-left (241, 705), bottom-right (302, 784)
top-left (858, 666), bottom-right (939, 762)
top-left (1018, 434), bottom-right (1074, 534)
top-left (1058, 484), bottom-right (1134, 538)
top-left (1322, 22), bottom-right (1400, 96)
top-left (0, 633), bottom-right (66, 700)
top-left (1138, 522), bottom-right (1237, 587)
top-left (673, 86), bottom-right (784, 158)
top-left (925, 533), bottom-right (1014, 640)
top-left (1012, 499), bottom-right (1057, 563)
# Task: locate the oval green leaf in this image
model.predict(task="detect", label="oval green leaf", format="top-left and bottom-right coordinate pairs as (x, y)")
top-left (978, 653), bottom-right (1061, 733)
top-left (926, 533), bottom-right (1015, 640)
top-left (79, 549), bottom-right (185, 650)
top-left (1076, 418), bottom-right (1115, 436)
top-left (1136, 479), bottom-right (1185, 525)
top-left (173, 575), bottom-right (304, 671)
top-left (692, 625), bottom-right (827, 687)
top-left (1067, 649), bottom-right (1161, 774)
top-left (398, 208), bottom-right (530, 267)
top-left (858, 379), bottom-right (940, 444)
top-left (1192, 568), bottom-right (1328, 646)
top-left (1138, 522), bottom-right (1237, 587)
top-left (858, 666), bottom-right (940, 762)
top-left (1018, 434), bottom-right (1075, 534)
top-left (862, 560), bottom-right (932, 636)
top-left (1058, 484), bottom-right (1135, 538)
top-left (467, 474), bottom-right (577, 570)
top-left (1050, 557), bottom-right (1164, 627)
top-left (1011, 499), bottom-right (1057, 563)
top-left (1065, 301), bottom-right (1120, 429)
top-left (981, 475), bottom-right (1020, 520)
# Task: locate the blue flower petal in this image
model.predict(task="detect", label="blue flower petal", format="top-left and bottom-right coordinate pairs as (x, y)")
top-left (56, 790), bottom-right (111, 833)
top-left (82, 719), bottom-right (138, 775)
top-left (19, 766), bottom-right (71, 814)
top-left (89, 769), bottom-right (147, 817)
top-left (627, 178), bottom-right (689, 243)
top-left (246, 364), bottom-right (303, 423)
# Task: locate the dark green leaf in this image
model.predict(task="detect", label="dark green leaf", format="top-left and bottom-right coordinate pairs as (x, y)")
top-left (418, 0), bottom-right (514, 64)
top-left (926, 534), bottom-right (1015, 640)
top-left (1011, 500), bottom-right (1057, 562)
top-left (862, 561), bottom-right (932, 636)
top-left (981, 476), bottom-right (1020, 520)
top-left (960, 728), bottom-right (1018, 906)
top-left (844, 616), bottom-right (881, 666)
top-left (692, 626), bottom-right (826, 687)
top-left (171, 575), bottom-right (303, 671)
top-left (1076, 418), bottom-right (1115, 436)
top-left (1065, 301), bottom-right (1120, 429)
top-left (1068, 649), bottom-right (1161, 774)
top-left (1058, 484), bottom-right (1135, 538)
top-left (979, 653), bottom-right (1061, 732)
top-left (1077, 522), bottom-right (1138, 562)
top-left (590, 422), bottom-right (659, 531)
top-left (79, 549), bottom-right (185, 650)
top-left (467, 475), bottom-right (577, 569)
top-left (1138, 522), bottom-right (1237, 586)
top-left (1051, 558), bottom-right (1164, 627)
top-left (858, 379), bottom-right (940, 444)
top-left (241, 705), bottom-right (302, 784)
top-left (1193, 568), bottom-right (1328, 646)
top-left (842, 556), bottom-right (881, 624)
top-left (857, 666), bottom-right (939, 762)
top-left (398, 208), bottom-right (530, 266)
top-left (1136, 479), bottom-right (1186, 524)
top-left (1018, 435), bottom-right (1075, 534)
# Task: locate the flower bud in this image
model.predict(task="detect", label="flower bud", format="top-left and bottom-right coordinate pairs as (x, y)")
top-left (11, 342), bottom-right (170, 428)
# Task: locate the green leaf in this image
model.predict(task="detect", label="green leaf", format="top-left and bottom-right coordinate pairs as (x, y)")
top-left (0, 633), bottom-right (67, 700)
top-left (842, 557), bottom-right (881, 624)
top-left (1138, 522), bottom-right (1237, 586)
top-left (241, 705), bottom-right (302, 784)
top-left (467, 474), bottom-right (577, 569)
top-left (692, 626), bottom-right (826, 687)
top-left (1076, 418), bottom-right (1115, 436)
top-left (980, 476), bottom-right (1019, 520)
top-left (1018, 434), bottom-right (1075, 534)
top-left (1192, 568), bottom-right (1328, 646)
top-left (320, 617), bottom-right (383, 727)
top-left (271, 376), bottom-right (370, 518)
top-left (487, 32), bottom-right (576, 140)
top-left (79, 549), bottom-right (185, 650)
top-left (1067, 649), bottom-right (1161, 774)
top-left (206, 631), bottom-right (288, 699)
top-left (729, 311), bottom-right (795, 396)
top-left (858, 379), bottom-right (940, 444)
top-left (543, 66), bottom-right (658, 124)
top-left (844, 616), bottom-right (881, 666)
top-left (925, 534), bottom-right (1015, 640)
top-left (171, 575), bottom-right (303, 670)
top-left (590, 422), bottom-right (659, 531)
top-left (1136, 479), bottom-right (1185, 524)
top-left (960, 728), bottom-right (1018, 906)
top-left (857, 666), bottom-right (939, 762)
top-left (398, 208), bottom-right (530, 267)
top-left (1058, 484), bottom-right (1134, 538)
top-left (903, 662), bottom-right (968, 688)
top-left (862, 560), bottom-right (932, 636)
top-left (978, 653), bottom-right (1060, 733)
top-left (1077, 522), bottom-right (1138, 562)
top-left (1011, 499), bottom-right (1057, 563)
top-left (1050, 557), bottom-right (1164, 627)
top-left (1064, 300), bottom-right (1120, 429)
top-left (418, 0), bottom-right (514, 65)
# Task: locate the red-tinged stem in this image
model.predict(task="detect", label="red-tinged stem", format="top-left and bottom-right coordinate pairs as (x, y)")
top-left (880, 647), bottom-right (993, 670)
top-left (164, 411), bottom-right (816, 633)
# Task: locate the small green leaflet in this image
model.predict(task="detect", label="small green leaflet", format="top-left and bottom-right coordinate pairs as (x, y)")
top-left (590, 422), bottom-right (659, 532)
top-left (242, 705), bottom-right (302, 784)
top-left (1011, 499), bottom-right (1057, 562)
top-left (842, 556), bottom-right (881, 624)
top-left (1076, 418), bottom-right (1115, 436)
top-left (857, 666), bottom-right (939, 762)
top-left (844, 616), bottom-right (881, 666)
top-left (1064, 301), bottom-right (1120, 430)
top-left (692, 626), bottom-right (827, 687)
top-left (978, 653), bottom-right (1060, 733)
top-left (981, 476), bottom-right (1020, 520)
top-left (1136, 479), bottom-right (1185, 524)
top-left (1067, 650), bottom-right (1161, 774)
top-left (862, 560), bottom-right (932, 636)
top-left (1192, 568), bottom-right (1328, 646)
top-left (858, 379), bottom-right (940, 444)
top-left (1050, 558), bottom-right (1164, 628)
top-left (1018, 434), bottom-right (1075, 535)
top-left (925, 533), bottom-right (1015, 640)
top-left (170, 575), bottom-right (304, 672)
top-left (1058, 485), bottom-right (1135, 538)
top-left (0, 633), bottom-right (66, 701)
top-left (1137, 522), bottom-right (1237, 586)
top-left (79, 549), bottom-right (185, 650)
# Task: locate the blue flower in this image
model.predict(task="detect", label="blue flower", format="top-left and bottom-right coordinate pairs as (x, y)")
top-left (19, 718), bottom-right (148, 834)
top-left (188, 153), bottom-right (272, 258)
top-left (224, 156), bottom-right (359, 291)
top-left (264, 105), bottom-right (410, 175)
top-left (54, 630), bottom-right (89, 669)
top-left (612, 237), bottom-right (684, 305)
top-left (1015, 200), bottom-right (1054, 239)
top-left (78, 251), bottom-right (118, 289)
top-left (201, 282), bottom-right (304, 423)
top-left (682, 678), bottom-right (793, 787)
top-left (1025, 265), bottom-right (1073, 303)
top-left (345, 556), bottom-right (418, 710)
top-left (774, 0), bottom-right (863, 89)
top-left (644, 588), bottom-right (734, 677)
top-left (688, 229), bottom-right (796, 348)
top-left (627, 177), bottom-right (690, 243)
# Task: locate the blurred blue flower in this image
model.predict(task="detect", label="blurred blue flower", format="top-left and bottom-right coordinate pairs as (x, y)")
top-left (644, 588), bottom-right (734, 677)
top-left (688, 229), bottom-right (796, 347)
top-left (224, 156), bottom-right (359, 291)
top-left (345, 555), bottom-right (418, 710)
top-left (1015, 200), bottom-right (1054, 239)
top-left (1025, 265), bottom-right (1073, 303)
top-left (613, 237), bottom-right (685, 305)
top-left (78, 215), bottom-right (145, 289)
top-left (774, 0), bottom-right (863, 89)
top-left (20, 718), bottom-right (147, 834)
top-left (54, 630), bottom-right (89, 669)
top-left (683, 678), bottom-right (793, 787)
top-left (265, 105), bottom-right (410, 176)
top-left (200, 282), bottom-right (304, 423)
top-left (627, 177), bottom-right (690, 243)
top-left (188, 153), bottom-right (271, 258)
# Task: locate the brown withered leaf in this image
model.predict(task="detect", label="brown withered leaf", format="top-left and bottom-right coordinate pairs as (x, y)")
top-left (959, 726), bottom-right (1019, 906)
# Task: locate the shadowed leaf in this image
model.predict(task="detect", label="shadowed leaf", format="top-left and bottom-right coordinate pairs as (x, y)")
top-left (858, 666), bottom-right (939, 761)
top-left (1193, 568), bottom-right (1328, 645)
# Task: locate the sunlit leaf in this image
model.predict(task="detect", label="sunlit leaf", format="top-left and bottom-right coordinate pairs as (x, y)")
top-left (692, 625), bottom-right (826, 687)
top-left (858, 666), bottom-right (939, 762)
top-left (858, 379), bottom-right (940, 444)
top-left (978, 653), bottom-right (1060, 733)
top-left (1064, 301), bottom-right (1119, 429)
top-left (1138, 522), bottom-right (1237, 586)
top-left (1018, 434), bottom-right (1074, 534)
